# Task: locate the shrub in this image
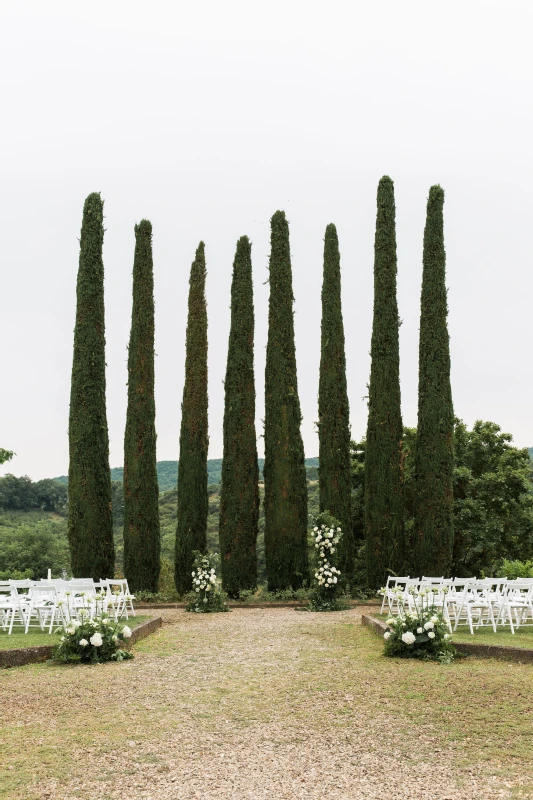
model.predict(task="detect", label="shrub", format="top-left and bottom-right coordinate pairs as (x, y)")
top-left (494, 559), bottom-right (533, 579)
top-left (382, 589), bottom-right (456, 662)
top-left (186, 552), bottom-right (229, 613)
top-left (52, 612), bottom-right (133, 664)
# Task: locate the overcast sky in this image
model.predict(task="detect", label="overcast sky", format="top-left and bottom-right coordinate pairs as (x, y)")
top-left (1, 0), bottom-right (532, 481)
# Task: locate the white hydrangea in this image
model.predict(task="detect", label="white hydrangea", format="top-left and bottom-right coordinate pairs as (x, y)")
top-left (427, 631), bottom-right (436, 639)
top-left (401, 631), bottom-right (416, 645)
top-left (78, 638), bottom-right (88, 647)
top-left (122, 626), bottom-right (132, 639)
top-left (383, 631), bottom-right (391, 640)
top-left (424, 621), bottom-right (434, 631)
top-left (90, 632), bottom-right (103, 647)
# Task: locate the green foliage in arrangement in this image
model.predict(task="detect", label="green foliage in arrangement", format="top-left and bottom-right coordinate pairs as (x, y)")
top-left (308, 517), bottom-right (347, 611)
top-left (365, 177), bottom-right (405, 589)
top-left (318, 224), bottom-right (355, 581)
top-left (263, 211), bottom-right (308, 591)
top-left (52, 612), bottom-right (133, 664)
top-left (413, 186), bottom-right (454, 577)
top-left (382, 590), bottom-right (456, 663)
top-left (123, 220), bottom-right (160, 593)
top-left (67, 193), bottom-right (114, 580)
top-left (175, 243), bottom-right (209, 595)
top-left (219, 236), bottom-right (259, 596)
top-left (185, 551), bottom-right (229, 612)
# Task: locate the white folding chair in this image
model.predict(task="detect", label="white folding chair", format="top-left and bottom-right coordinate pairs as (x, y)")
top-left (23, 584), bottom-right (65, 634)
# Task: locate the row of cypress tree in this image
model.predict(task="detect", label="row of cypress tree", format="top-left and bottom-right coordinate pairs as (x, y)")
top-left (67, 178), bottom-right (452, 592)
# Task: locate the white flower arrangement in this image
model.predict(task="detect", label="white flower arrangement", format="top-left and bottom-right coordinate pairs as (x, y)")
top-left (308, 522), bottom-right (346, 611)
top-left (380, 588), bottom-right (456, 662)
top-left (186, 552), bottom-right (229, 614)
top-left (52, 612), bottom-right (134, 664)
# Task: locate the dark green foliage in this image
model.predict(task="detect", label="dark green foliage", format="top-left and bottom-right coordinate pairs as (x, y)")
top-left (0, 475), bottom-right (68, 513)
top-left (263, 211), bottom-right (308, 591)
top-left (123, 220), bottom-right (160, 593)
top-left (219, 237), bottom-right (259, 595)
top-left (451, 420), bottom-right (533, 576)
top-left (175, 243), bottom-right (209, 595)
top-left (413, 186), bottom-right (454, 576)
top-left (0, 448), bottom-right (14, 465)
top-left (353, 420), bottom-right (533, 582)
top-left (0, 516), bottom-right (70, 578)
top-left (67, 193), bottom-right (114, 580)
top-left (318, 224), bottom-right (355, 580)
top-left (365, 177), bottom-right (404, 589)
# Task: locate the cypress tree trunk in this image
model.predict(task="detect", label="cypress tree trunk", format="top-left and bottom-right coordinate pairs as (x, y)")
top-left (414, 186), bottom-right (454, 575)
top-left (318, 224), bottom-right (355, 579)
top-left (264, 211), bottom-right (308, 591)
top-left (219, 236), bottom-right (259, 596)
top-left (123, 220), bottom-right (160, 593)
top-left (175, 242), bottom-right (208, 595)
top-left (68, 193), bottom-right (114, 580)
top-left (365, 177), bottom-right (404, 589)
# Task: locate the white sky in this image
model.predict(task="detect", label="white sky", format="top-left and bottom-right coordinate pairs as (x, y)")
top-left (1, 0), bottom-right (532, 481)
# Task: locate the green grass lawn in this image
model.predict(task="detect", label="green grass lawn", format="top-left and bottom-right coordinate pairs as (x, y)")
top-left (377, 612), bottom-right (533, 649)
top-left (0, 614), bottom-right (151, 650)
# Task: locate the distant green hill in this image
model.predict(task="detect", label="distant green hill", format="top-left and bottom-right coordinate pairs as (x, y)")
top-left (55, 457), bottom-right (319, 493)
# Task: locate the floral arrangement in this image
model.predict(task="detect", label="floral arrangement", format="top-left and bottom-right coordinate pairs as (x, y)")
top-left (308, 522), bottom-right (347, 611)
top-left (186, 552), bottom-right (229, 613)
top-left (52, 611), bottom-right (133, 664)
top-left (381, 586), bottom-right (456, 662)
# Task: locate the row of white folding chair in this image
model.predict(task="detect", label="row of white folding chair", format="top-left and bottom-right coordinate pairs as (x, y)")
top-left (0, 582), bottom-right (66, 634)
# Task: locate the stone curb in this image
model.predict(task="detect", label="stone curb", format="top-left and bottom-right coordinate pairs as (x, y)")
top-left (0, 616), bottom-right (162, 669)
top-left (361, 613), bottom-right (533, 664)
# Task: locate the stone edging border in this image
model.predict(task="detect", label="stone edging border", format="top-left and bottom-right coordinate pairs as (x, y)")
top-left (361, 613), bottom-right (533, 664)
top-left (135, 600), bottom-right (372, 610)
top-left (0, 616), bottom-right (163, 669)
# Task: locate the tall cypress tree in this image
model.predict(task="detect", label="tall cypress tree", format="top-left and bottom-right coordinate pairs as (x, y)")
top-left (318, 224), bottom-right (355, 579)
top-left (68, 192), bottom-right (114, 579)
top-left (123, 220), bottom-right (160, 593)
top-left (414, 186), bottom-right (454, 575)
top-left (365, 176), bottom-right (404, 589)
top-left (175, 242), bottom-right (208, 595)
top-left (219, 236), bottom-right (259, 596)
top-left (264, 211), bottom-right (308, 591)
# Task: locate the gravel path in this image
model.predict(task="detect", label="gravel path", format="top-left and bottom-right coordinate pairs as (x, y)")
top-left (2, 606), bottom-right (532, 799)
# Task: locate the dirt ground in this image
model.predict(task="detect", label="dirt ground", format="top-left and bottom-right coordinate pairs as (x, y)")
top-left (2, 606), bottom-right (533, 799)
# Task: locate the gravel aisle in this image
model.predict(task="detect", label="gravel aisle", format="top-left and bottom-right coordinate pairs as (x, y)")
top-left (2, 606), bottom-right (531, 799)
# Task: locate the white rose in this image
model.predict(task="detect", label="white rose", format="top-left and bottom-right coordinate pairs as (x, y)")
top-left (210, 575), bottom-right (216, 584)
top-left (386, 618), bottom-right (395, 625)
top-left (401, 632), bottom-right (416, 645)
top-left (195, 588), bottom-right (200, 592)
top-left (102, 618), bottom-right (111, 625)
top-left (90, 633), bottom-right (103, 647)
top-left (313, 527), bottom-right (318, 532)
top-left (427, 631), bottom-right (436, 639)
top-left (333, 577), bottom-right (337, 584)
top-left (417, 627), bottom-right (423, 634)
top-left (205, 585), bottom-right (210, 592)
top-left (191, 571), bottom-right (196, 577)
top-left (122, 626), bottom-right (132, 639)
top-left (383, 631), bottom-right (391, 640)
top-left (78, 638), bottom-right (88, 647)
top-left (430, 616), bottom-right (439, 623)
top-left (424, 621), bottom-right (434, 631)
top-left (66, 627), bottom-right (76, 635)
